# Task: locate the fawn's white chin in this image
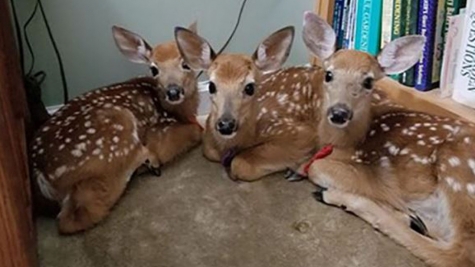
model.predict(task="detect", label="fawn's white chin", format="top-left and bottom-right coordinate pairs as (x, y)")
top-left (220, 132), bottom-right (237, 140)
top-left (165, 96), bottom-right (185, 105)
top-left (327, 118), bottom-right (350, 129)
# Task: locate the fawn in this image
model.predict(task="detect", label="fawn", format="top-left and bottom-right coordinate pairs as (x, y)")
top-left (301, 11), bottom-right (475, 267)
top-left (174, 25), bottom-right (332, 181)
top-left (30, 23), bottom-right (202, 234)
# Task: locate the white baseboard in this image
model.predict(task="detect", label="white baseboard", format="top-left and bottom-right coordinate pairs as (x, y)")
top-left (46, 104), bottom-right (63, 115)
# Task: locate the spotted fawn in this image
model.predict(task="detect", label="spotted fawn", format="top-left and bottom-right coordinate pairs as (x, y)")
top-left (302, 11), bottom-right (475, 267)
top-left (30, 23), bottom-right (202, 234)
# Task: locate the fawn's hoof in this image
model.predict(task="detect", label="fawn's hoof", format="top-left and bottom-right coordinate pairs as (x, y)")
top-left (144, 159), bottom-right (161, 177)
top-left (312, 185), bottom-right (328, 203)
top-left (410, 214), bottom-right (429, 236)
top-left (284, 168), bottom-right (306, 182)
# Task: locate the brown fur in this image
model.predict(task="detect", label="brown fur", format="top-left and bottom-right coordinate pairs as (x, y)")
top-left (305, 49), bottom-right (475, 267)
top-left (31, 37), bottom-right (202, 234)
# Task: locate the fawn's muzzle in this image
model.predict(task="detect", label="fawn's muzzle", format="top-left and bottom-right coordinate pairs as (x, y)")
top-left (328, 104), bottom-right (353, 127)
top-left (165, 84), bottom-right (184, 103)
top-left (216, 117), bottom-right (238, 136)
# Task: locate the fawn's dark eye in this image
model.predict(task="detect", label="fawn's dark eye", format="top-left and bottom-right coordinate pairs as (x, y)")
top-left (208, 82), bottom-right (217, 94)
top-left (150, 66), bottom-right (159, 76)
top-left (363, 77), bottom-right (374, 90)
top-left (181, 61), bottom-right (191, 71)
top-left (244, 83), bottom-right (255, 96)
top-left (325, 71), bottom-right (333, 82)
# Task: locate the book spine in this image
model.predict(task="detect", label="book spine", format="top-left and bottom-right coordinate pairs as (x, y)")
top-left (414, 0), bottom-right (438, 91)
top-left (347, 0), bottom-right (358, 49)
top-left (390, 0), bottom-right (405, 81)
top-left (452, 1), bottom-right (475, 108)
top-left (430, 0), bottom-right (447, 87)
top-left (381, 0), bottom-right (394, 49)
top-left (354, 0), bottom-right (383, 55)
top-left (440, 14), bottom-right (465, 97)
top-left (443, 0), bottom-right (467, 39)
top-left (333, 0), bottom-right (345, 49)
top-left (400, 0), bottom-right (420, 86)
top-left (339, 0), bottom-right (351, 49)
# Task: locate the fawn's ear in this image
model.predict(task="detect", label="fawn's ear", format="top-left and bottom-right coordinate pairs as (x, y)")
top-left (188, 20), bottom-right (198, 33)
top-left (174, 27), bottom-right (216, 70)
top-left (377, 35), bottom-right (425, 75)
top-left (302, 11), bottom-right (336, 61)
top-left (112, 25), bottom-right (152, 64)
top-left (252, 26), bottom-right (295, 72)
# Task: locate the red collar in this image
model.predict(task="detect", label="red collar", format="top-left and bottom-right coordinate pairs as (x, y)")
top-left (302, 145), bottom-right (334, 175)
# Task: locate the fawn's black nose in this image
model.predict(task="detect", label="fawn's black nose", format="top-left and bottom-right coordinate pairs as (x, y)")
top-left (328, 104), bottom-right (353, 126)
top-left (166, 84), bottom-right (183, 102)
top-left (216, 117), bottom-right (238, 136)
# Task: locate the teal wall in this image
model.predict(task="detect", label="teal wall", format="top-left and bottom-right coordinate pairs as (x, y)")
top-left (16, 0), bottom-right (314, 106)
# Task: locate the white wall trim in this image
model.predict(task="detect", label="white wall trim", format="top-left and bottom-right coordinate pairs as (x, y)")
top-left (46, 104), bottom-right (63, 115)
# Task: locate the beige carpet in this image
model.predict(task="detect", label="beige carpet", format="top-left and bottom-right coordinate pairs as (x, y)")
top-left (36, 147), bottom-right (425, 267)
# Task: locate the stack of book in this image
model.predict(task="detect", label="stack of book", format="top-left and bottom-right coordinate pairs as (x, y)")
top-left (317, 0), bottom-right (472, 102)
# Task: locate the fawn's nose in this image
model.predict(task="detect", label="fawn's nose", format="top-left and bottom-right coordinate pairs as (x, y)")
top-left (216, 117), bottom-right (238, 136)
top-left (166, 84), bottom-right (184, 102)
top-left (328, 104), bottom-right (353, 127)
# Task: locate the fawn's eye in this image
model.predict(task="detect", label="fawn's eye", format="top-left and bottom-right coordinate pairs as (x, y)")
top-left (325, 71), bottom-right (333, 82)
top-left (244, 83), bottom-right (255, 96)
top-left (208, 82), bottom-right (217, 94)
top-left (150, 66), bottom-right (159, 77)
top-left (181, 61), bottom-right (191, 71)
top-left (363, 77), bottom-right (374, 90)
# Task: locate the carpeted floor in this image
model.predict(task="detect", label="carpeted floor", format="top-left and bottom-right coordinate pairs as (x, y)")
top-left (36, 147), bottom-right (425, 267)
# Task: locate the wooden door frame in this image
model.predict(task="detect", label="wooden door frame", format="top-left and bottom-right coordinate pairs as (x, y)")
top-left (0, 0), bottom-right (37, 266)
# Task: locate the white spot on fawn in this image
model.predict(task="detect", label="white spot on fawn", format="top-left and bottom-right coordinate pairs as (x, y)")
top-left (54, 166), bottom-right (67, 178)
top-left (448, 156), bottom-right (461, 167)
top-left (445, 177), bottom-right (462, 192)
top-left (113, 136), bottom-right (120, 143)
top-left (87, 128), bottom-right (96, 134)
top-left (467, 183), bottom-right (475, 195)
top-left (468, 159), bottom-right (475, 175)
top-left (399, 148), bottom-right (410, 155)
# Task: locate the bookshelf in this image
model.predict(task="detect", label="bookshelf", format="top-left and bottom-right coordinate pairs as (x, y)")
top-left (377, 78), bottom-right (475, 124)
top-left (313, 0), bottom-right (475, 124)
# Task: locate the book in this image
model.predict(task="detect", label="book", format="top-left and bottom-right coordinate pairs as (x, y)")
top-left (442, 0), bottom-right (467, 44)
top-left (452, 0), bottom-right (475, 108)
top-left (344, 0), bottom-right (358, 49)
top-left (414, 0), bottom-right (439, 91)
top-left (339, 0), bottom-right (352, 49)
top-left (400, 0), bottom-right (420, 86)
top-left (390, 0), bottom-right (405, 80)
top-left (381, 0), bottom-right (394, 49)
top-left (440, 14), bottom-right (465, 98)
top-left (333, 0), bottom-right (346, 49)
top-left (430, 0), bottom-right (448, 88)
top-left (354, 0), bottom-right (383, 55)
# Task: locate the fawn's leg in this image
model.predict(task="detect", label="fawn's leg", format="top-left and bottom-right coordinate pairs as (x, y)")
top-left (57, 174), bottom-right (128, 234)
top-left (202, 127), bottom-right (221, 162)
top-left (146, 123), bottom-right (202, 167)
top-left (230, 126), bottom-right (317, 181)
top-left (317, 189), bottom-right (451, 267)
top-left (306, 155), bottom-right (404, 209)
